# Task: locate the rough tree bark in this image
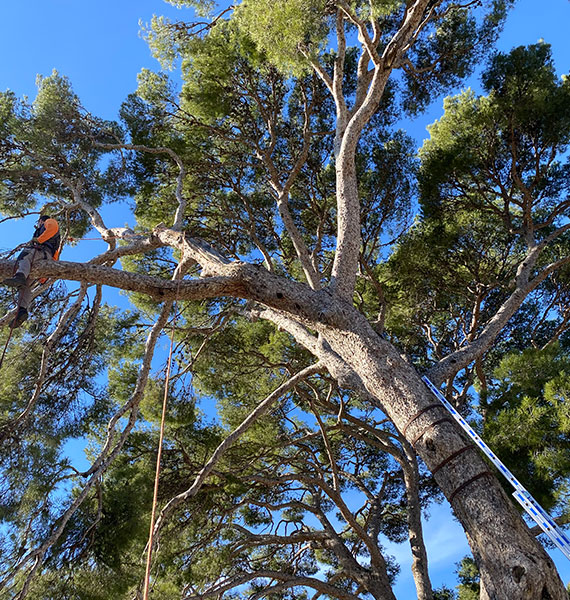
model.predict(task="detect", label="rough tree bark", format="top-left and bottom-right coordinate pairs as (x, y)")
top-left (1, 226), bottom-right (566, 598)
top-left (1, 2), bottom-right (567, 597)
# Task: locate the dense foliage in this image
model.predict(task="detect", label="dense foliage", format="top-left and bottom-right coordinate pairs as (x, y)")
top-left (0, 1), bottom-right (569, 599)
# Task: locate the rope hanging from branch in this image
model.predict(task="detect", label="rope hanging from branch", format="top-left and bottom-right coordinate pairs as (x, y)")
top-left (142, 269), bottom-right (183, 600)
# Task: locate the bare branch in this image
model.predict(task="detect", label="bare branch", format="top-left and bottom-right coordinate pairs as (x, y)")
top-left (93, 142), bottom-right (188, 230)
top-left (151, 362), bottom-right (324, 539)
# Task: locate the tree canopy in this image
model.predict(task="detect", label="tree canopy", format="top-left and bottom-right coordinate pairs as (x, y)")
top-left (1, 2), bottom-right (570, 599)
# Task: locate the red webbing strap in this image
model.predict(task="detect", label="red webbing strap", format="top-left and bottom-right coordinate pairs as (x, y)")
top-left (431, 445), bottom-right (474, 475)
top-left (411, 417), bottom-right (454, 447)
top-left (402, 403), bottom-right (444, 437)
top-left (449, 471), bottom-right (493, 505)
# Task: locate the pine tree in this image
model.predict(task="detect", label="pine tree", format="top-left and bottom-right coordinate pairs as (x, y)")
top-left (1, 3), bottom-right (569, 599)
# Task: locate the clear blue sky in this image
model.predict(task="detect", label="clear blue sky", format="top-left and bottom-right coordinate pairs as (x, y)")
top-left (1, 0), bottom-right (570, 595)
top-left (0, 0), bottom-right (184, 119)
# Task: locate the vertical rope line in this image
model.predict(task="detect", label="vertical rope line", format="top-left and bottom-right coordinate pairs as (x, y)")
top-left (143, 272), bottom-right (183, 600)
top-left (0, 312), bottom-right (18, 370)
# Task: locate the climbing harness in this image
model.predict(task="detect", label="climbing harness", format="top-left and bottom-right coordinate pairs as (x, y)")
top-left (422, 375), bottom-right (570, 561)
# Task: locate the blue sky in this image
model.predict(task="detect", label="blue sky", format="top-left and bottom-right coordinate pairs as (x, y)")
top-left (1, 0), bottom-right (569, 245)
top-left (0, 0), bottom-right (182, 119)
top-left (1, 0), bottom-right (570, 596)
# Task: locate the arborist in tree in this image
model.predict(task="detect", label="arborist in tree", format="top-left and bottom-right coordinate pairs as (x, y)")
top-left (2, 214), bottom-right (61, 328)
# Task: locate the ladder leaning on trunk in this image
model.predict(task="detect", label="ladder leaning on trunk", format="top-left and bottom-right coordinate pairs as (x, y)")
top-left (421, 375), bottom-right (570, 561)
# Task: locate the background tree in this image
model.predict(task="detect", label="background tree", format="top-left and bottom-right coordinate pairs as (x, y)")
top-left (0, 2), bottom-right (569, 600)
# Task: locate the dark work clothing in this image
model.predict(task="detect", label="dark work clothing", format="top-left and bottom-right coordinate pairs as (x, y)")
top-left (33, 218), bottom-right (60, 257)
top-left (14, 248), bottom-right (51, 310)
top-left (10, 218), bottom-right (60, 311)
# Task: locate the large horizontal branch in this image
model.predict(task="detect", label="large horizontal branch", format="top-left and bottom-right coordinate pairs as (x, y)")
top-left (0, 257), bottom-right (228, 302)
top-left (0, 236), bottom-right (355, 331)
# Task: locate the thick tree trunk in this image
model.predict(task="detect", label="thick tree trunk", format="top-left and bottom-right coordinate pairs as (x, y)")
top-left (3, 235), bottom-right (566, 598)
top-left (321, 320), bottom-right (567, 600)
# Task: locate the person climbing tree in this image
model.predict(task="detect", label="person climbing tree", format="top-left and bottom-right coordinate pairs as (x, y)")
top-left (2, 214), bottom-right (60, 328)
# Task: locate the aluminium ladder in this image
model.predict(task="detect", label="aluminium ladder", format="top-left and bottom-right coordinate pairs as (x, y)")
top-left (421, 375), bottom-right (570, 561)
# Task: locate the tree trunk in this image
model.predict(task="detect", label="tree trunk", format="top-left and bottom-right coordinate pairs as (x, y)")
top-left (3, 233), bottom-right (566, 598)
top-left (321, 319), bottom-right (567, 600)
top-left (401, 446), bottom-right (434, 600)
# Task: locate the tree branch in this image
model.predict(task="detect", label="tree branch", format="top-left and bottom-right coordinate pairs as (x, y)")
top-left (93, 141), bottom-right (188, 231)
top-left (151, 362), bottom-right (324, 544)
top-left (428, 230), bottom-right (570, 385)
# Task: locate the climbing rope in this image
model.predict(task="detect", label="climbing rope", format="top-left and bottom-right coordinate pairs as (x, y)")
top-left (0, 309), bottom-right (19, 371)
top-left (142, 271), bottom-right (183, 600)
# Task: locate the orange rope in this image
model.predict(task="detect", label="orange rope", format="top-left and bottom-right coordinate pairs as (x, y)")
top-left (142, 274), bottom-right (183, 600)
